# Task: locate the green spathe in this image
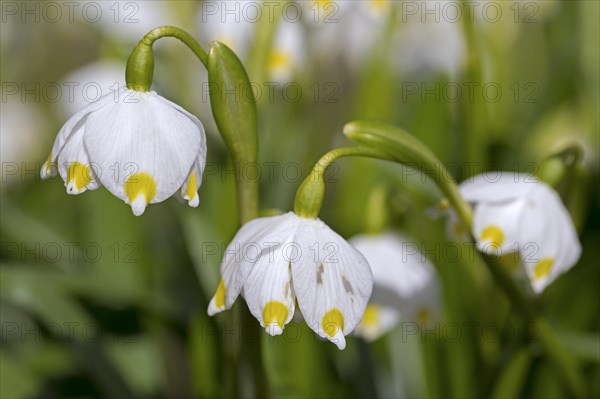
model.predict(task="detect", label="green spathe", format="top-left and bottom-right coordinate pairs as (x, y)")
top-left (208, 41), bottom-right (259, 223)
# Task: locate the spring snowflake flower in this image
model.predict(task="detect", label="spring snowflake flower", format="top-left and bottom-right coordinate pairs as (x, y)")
top-left (208, 212), bottom-right (373, 350)
top-left (41, 87), bottom-right (206, 216)
top-left (350, 233), bottom-right (441, 341)
top-left (441, 173), bottom-right (581, 293)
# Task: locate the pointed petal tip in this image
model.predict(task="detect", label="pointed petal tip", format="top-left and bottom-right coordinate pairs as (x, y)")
top-left (329, 331), bottom-right (346, 350)
top-left (66, 182), bottom-right (86, 195)
top-left (265, 323), bottom-right (283, 336)
top-left (131, 196), bottom-right (147, 216)
top-left (207, 297), bottom-right (225, 317)
top-left (187, 195), bottom-right (199, 208)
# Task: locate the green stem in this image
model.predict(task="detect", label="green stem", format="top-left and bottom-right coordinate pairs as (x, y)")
top-left (478, 241), bottom-right (586, 398)
top-left (294, 146), bottom-right (394, 218)
top-left (126, 26), bottom-right (209, 91)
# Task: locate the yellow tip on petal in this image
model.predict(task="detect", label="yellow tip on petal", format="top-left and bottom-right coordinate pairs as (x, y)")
top-left (215, 279), bottom-right (226, 309)
top-left (417, 308), bottom-right (431, 324)
top-left (533, 258), bottom-right (554, 280)
top-left (263, 301), bottom-right (289, 332)
top-left (66, 162), bottom-right (92, 193)
top-left (322, 308), bottom-right (345, 338)
top-left (124, 172), bottom-right (157, 205)
top-left (361, 304), bottom-right (380, 328)
top-left (268, 51), bottom-right (291, 72)
top-left (185, 171), bottom-right (199, 206)
top-left (480, 225), bottom-right (505, 251)
top-left (207, 279), bottom-right (227, 316)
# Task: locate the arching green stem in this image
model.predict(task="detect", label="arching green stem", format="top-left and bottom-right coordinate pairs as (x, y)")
top-left (126, 26), bottom-right (209, 91)
top-left (343, 120), bottom-right (586, 398)
top-left (294, 146), bottom-right (394, 219)
top-left (343, 120), bottom-right (473, 228)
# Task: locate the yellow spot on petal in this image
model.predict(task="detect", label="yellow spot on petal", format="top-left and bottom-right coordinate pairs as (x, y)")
top-left (480, 225), bottom-right (505, 250)
top-left (322, 308), bottom-right (344, 337)
top-left (185, 171), bottom-right (197, 200)
top-left (215, 279), bottom-right (226, 309)
top-left (371, 0), bottom-right (386, 11)
top-left (263, 301), bottom-right (289, 329)
top-left (361, 304), bottom-right (380, 328)
top-left (67, 162), bottom-right (92, 190)
top-left (44, 152), bottom-right (53, 172)
top-left (533, 258), bottom-right (554, 280)
top-left (269, 51), bottom-right (291, 71)
top-left (417, 308), bottom-right (430, 324)
top-left (124, 172), bottom-right (157, 204)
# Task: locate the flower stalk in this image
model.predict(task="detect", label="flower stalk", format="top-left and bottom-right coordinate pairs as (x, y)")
top-left (342, 119), bottom-right (586, 398)
top-left (294, 146), bottom-right (393, 218)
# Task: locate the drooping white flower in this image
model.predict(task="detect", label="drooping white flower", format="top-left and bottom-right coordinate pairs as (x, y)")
top-left (444, 173), bottom-right (581, 293)
top-left (208, 211), bottom-right (373, 350)
top-left (41, 87), bottom-right (206, 216)
top-left (350, 233), bottom-right (441, 342)
top-left (267, 20), bottom-right (305, 84)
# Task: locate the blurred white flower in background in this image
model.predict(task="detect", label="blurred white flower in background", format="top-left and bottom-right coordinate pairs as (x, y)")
top-left (80, 0), bottom-right (179, 44)
top-left (459, 173), bottom-right (581, 293)
top-left (351, 233), bottom-right (442, 342)
top-left (197, 0), bottom-right (255, 59)
top-left (59, 60), bottom-right (124, 117)
top-left (1, 99), bottom-right (44, 188)
top-left (267, 20), bottom-right (305, 83)
top-left (393, 11), bottom-right (466, 77)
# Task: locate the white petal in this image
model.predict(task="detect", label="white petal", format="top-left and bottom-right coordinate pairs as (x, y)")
top-left (208, 213), bottom-right (299, 315)
top-left (460, 172), bottom-right (539, 203)
top-left (350, 233), bottom-right (442, 332)
top-left (242, 242), bottom-right (295, 335)
top-left (56, 125), bottom-right (100, 195)
top-left (41, 88), bottom-right (119, 179)
top-left (291, 217), bottom-right (373, 350)
top-left (520, 185), bottom-right (581, 293)
top-left (179, 150), bottom-right (206, 208)
top-left (83, 90), bottom-right (202, 213)
top-left (354, 304), bottom-right (400, 342)
top-left (473, 200), bottom-right (527, 255)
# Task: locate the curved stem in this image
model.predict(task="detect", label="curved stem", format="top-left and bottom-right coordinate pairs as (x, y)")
top-left (294, 146), bottom-right (394, 218)
top-left (140, 26), bottom-right (209, 66)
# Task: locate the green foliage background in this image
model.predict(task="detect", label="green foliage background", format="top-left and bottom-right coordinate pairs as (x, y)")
top-left (1, 1), bottom-right (598, 398)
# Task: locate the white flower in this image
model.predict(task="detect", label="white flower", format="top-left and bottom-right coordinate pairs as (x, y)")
top-left (207, 212), bottom-right (373, 350)
top-left (197, 1), bottom-right (255, 59)
top-left (350, 233), bottom-right (441, 342)
top-left (393, 9), bottom-right (466, 77)
top-left (448, 173), bottom-right (581, 293)
top-left (267, 21), bottom-right (305, 84)
top-left (59, 60), bottom-right (124, 117)
top-left (41, 87), bottom-right (206, 216)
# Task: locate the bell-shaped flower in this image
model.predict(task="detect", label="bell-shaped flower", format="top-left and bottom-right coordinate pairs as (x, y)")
top-left (350, 233), bottom-right (441, 342)
top-left (41, 87), bottom-right (206, 216)
top-left (267, 20), bottom-right (305, 84)
top-left (207, 211), bottom-right (373, 350)
top-left (444, 173), bottom-right (581, 293)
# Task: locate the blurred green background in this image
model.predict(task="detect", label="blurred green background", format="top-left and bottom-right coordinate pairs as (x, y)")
top-left (1, 1), bottom-right (598, 398)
